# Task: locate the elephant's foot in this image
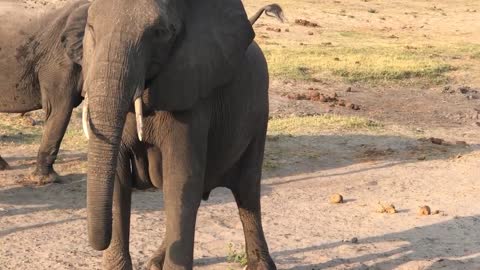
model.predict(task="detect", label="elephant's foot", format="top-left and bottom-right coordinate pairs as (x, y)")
top-left (29, 169), bottom-right (60, 185)
top-left (102, 249), bottom-right (133, 270)
top-left (146, 249), bottom-right (166, 270)
top-left (0, 159), bottom-right (10, 170)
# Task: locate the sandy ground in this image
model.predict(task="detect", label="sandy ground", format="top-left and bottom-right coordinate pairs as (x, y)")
top-left (1, 0), bottom-right (480, 269)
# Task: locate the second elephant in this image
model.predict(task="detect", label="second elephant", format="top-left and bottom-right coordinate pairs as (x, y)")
top-left (0, 0), bottom-right (89, 183)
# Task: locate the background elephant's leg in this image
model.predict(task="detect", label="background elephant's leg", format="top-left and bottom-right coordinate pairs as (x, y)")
top-left (231, 136), bottom-right (276, 270)
top-left (31, 100), bottom-right (75, 184)
top-left (0, 155), bottom-right (10, 170)
top-left (103, 151), bottom-right (133, 270)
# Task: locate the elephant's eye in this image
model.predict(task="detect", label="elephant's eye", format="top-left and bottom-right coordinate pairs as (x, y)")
top-left (153, 27), bottom-right (170, 38)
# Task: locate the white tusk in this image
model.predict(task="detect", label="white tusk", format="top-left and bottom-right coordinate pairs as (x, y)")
top-left (82, 94), bottom-right (90, 140)
top-left (134, 96), bottom-right (144, 141)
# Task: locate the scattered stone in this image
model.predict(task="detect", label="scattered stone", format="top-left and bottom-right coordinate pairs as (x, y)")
top-left (284, 28), bottom-right (290, 32)
top-left (330, 193), bottom-right (344, 204)
top-left (417, 156), bottom-right (426, 161)
top-left (418, 205), bottom-right (431, 216)
top-left (286, 93), bottom-right (308, 100)
top-left (429, 137), bottom-right (444, 145)
top-left (266, 27), bottom-right (281, 32)
top-left (334, 57), bottom-right (340, 61)
top-left (351, 237), bottom-right (359, 244)
top-left (376, 202), bottom-right (397, 214)
top-left (348, 103), bottom-right (360, 110)
top-left (308, 31), bottom-right (314, 35)
top-left (346, 87), bottom-right (352, 92)
top-left (295, 19), bottom-right (319, 27)
top-left (455, 141), bottom-right (468, 146)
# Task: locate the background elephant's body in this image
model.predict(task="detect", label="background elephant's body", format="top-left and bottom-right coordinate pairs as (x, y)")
top-left (0, 2), bottom-right (44, 112)
top-left (0, 1), bottom-right (88, 182)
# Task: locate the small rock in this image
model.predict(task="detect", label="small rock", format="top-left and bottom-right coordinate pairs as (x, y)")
top-left (329, 193), bottom-right (344, 204)
top-left (348, 103), bottom-right (360, 110)
top-left (429, 137), bottom-right (444, 145)
top-left (284, 28), bottom-right (290, 32)
top-left (346, 87), bottom-right (352, 92)
top-left (351, 237), bottom-right (359, 244)
top-left (418, 205), bottom-right (431, 216)
top-left (455, 141), bottom-right (468, 146)
top-left (308, 31), bottom-right (314, 35)
top-left (417, 156), bottom-right (426, 161)
top-left (385, 205), bottom-right (397, 214)
top-left (376, 202), bottom-right (397, 214)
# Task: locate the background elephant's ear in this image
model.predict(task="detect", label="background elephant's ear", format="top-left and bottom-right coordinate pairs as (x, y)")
top-left (149, 0), bottom-right (255, 111)
top-left (60, 3), bottom-right (89, 65)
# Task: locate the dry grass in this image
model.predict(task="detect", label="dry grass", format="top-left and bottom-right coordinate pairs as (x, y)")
top-left (268, 115), bottom-right (381, 135)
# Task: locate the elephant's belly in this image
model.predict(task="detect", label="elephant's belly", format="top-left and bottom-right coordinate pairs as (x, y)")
top-left (0, 76), bottom-right (42, 113)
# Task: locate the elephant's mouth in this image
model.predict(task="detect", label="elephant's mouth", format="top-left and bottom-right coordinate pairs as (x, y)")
top-left (82, 89), bottom-right (145, 142)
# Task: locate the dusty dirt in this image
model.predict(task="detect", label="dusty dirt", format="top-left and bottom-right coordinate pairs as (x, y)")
top-left (1, 0), bottom-right (480, 270)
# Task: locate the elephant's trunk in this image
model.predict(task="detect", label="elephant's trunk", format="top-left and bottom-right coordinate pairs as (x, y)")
top-left (85, 40), bottom-right (145, 250)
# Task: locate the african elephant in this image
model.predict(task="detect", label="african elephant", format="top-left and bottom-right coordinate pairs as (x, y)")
top-left (0, 0), bottom-right (89, 183)
top-left (68, 0), bottom-right (279, 269)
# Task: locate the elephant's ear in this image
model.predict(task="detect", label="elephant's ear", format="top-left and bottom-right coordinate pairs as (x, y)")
top-left (60, 3), bottom-right (89, 65)
top-left (149, 0), bottom-right (255, 111)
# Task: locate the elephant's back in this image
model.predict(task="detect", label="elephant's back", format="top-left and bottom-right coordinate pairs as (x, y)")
top-left (0, 2), bottom-right (44, 70)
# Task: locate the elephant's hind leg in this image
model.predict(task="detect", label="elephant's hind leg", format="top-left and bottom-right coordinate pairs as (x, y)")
top-left (0, 155), bottom-right (10, 170)
top-left (230, 135), bottom-right (276, 270)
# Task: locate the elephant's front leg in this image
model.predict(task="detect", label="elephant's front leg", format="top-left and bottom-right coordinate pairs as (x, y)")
top-left (148, 113), bottom-right (208, 270)
top-left (103, 151), bottom-right (133, 270)
top-left (31, 100), bottom-right (75, 184)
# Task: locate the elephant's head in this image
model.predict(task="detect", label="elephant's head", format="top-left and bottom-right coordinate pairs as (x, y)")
top-left (62, 0), bottom-right (254, 250)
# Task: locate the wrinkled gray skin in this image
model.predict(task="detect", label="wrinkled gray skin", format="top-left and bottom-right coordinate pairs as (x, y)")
top-left (67, 0), bottom-right (278, 269)
top-left (0, 0), bottom-right (89, 183)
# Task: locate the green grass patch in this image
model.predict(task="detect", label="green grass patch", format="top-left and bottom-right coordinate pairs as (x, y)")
top-left (268, 115), bottom-right (381, 135)
top-left (263, 45), bottom-right (454, 83)
top-left (226, 243), bottom-right (248, 267)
